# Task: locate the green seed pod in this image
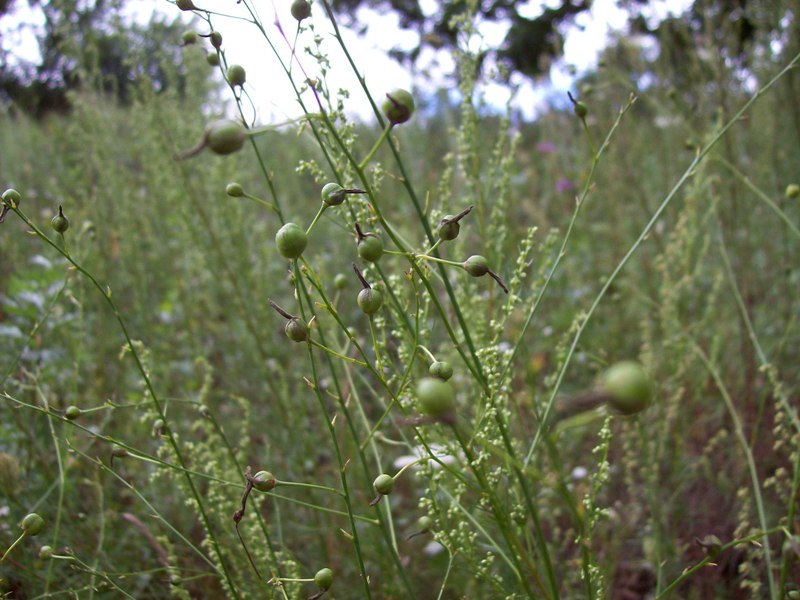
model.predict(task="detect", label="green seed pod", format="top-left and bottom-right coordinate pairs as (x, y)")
top-left (437, 216), bottom-right (460, 241)
top-left (357, 288), bottom-right (383, 315)
top-left (429, 360), bottom-right (453, 381)
top-left (463, 255), bottom-right (489, 277)
top-left (382, 89), bottom-right (415, 125)
top-left (321, 182), bottom-right (345, 206)
top-left (416, 377), bottom-right (455, 420)
top-left (181, 31), bottom-right (198, 45)
top-left (573, 100), bottom-right (588, 119)
top-left (227, 64), bottom-right (246, 87)
top-left (176, 0), bottom-right (196, 10)
top-left (64, 406), bottom-right (81, 420)
top-left (226, 182), bottom-right (244, 197)
top-left (695, 534), bottom-right (723, 559)
top-left (2, 188), bottom-right (21, 207)
top-left (21, 513), bottom-right (45, 536)
top-left (601, 361), bottom-right (652, 415)
top-left (373, 473), bottom-right (394, 496)
top-left (39, 545), bottom-right (54, 559)
top-left (357, 233), bottom-right (383, 262)
top-left (334, 273), bottom-right (347, 289)
top-left (252, 470), bottom-right (277, 492)
top-left (209, 31), bottom-right (223, 49)
top-left (275, 222), bottom-right (308, 259)
top-left (51, 205), bottom-right (69, 233)
top-left (206, 52), bottom-right (220, 66)
top-left (206, 120), bottom-right (247, 155)
top-left (314, 567), bottom-right (333, 591)
top-left (111, 444), bottom-right (129, 458)
top-left (417, 515), bottom-right (433, 532)
top-left (285, 318), bottom-right (309, 343)
top-left (786, 183), bottom-right (800, 199)
top-left (291, 0), bottom-right (311, 21)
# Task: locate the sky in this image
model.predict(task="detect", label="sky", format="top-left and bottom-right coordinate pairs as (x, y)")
top-left (0, 0), bottom-right (693, 122)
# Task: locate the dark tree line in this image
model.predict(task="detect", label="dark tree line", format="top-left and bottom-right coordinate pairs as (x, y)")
top-left (0, 0), bottom-right (791, 118)
top-left (0, 0), bottom-right (191, 116)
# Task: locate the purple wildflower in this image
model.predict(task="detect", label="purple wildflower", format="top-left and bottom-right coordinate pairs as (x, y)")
top-left (555, 178), bottom-right (575, 193)
top-left (536, 141), bottom-right (557, 154)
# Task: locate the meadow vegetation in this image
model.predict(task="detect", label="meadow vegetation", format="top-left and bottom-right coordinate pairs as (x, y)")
top-left (0, 1), bottom-right (798, 598)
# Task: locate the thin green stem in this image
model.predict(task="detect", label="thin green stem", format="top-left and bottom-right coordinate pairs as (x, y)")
top-left (359, 123), bottom-right (393, 170)
top-left (306, 203), bottom-right (328, 236)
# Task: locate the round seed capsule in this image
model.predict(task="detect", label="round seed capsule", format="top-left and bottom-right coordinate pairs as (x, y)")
top-left (21, 513), bottom-right (45, 536)
top-left (357, 288), bottom-right (383, 315)
top-left (285, 318), bottom-right (309, 343)
top-left (275, 222), bottom-right (308, 259)
top-left (463, 255), bottom-right (489, 277)
top-left (357, 234), bottom-right (383, 262)
top-left (321, 182), bottom-right (345, 206)
top-left (373, 473), bottom-right (394, 496)
top-left (429, 361), bottom-right (453, 381)
top-left (382, 89), bottom-right (415, 125)
top-left (227, 64), bottom-right (246, 87)
top-left (226, 182), bottom-right (244, 197)
top-left (416, 377), bottom-right (455, 419)
top-left (314, 567), bottom-right (333, 591)
top-left (601, 361), bottom-right (652, 415)
top-left (252, 470), bottom-right (277, 492)
top-left (291, 0), bottom-right (311, 21)
top-left (205, 120), bottom-right (247, 155)
top-left (51, 206), bottom-right (69, 233)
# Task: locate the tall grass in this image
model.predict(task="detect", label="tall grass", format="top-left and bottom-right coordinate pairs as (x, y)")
top-left (0, 1), bottom-right (798, 598)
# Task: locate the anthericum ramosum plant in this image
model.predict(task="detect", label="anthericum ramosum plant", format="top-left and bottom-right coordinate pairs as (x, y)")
top-left (407, 515), bottom-right (434, 540)
top-left (181, 30), bottom-right (197, 45)
top-left (291, 0), bottom-right (312, 21)
top-left (354, 222), bottom-right (384, 262)
top-left (1, 513), bottom-right (45, 564)
top-left (174, 119), bottom-right (247, 159)
top-left (225, 182), bottom-right (244, 197)
top-left (600, 360), bottom-right (653, 415)
top-left (206, 30), bottom-right (222, 49)
top-left (381, 88), bottom-right (415, 125)
top-left (274, 222), bottom-right (308, 259)
top-left (353, 263), bottom-right (383, 315)
top-left (568, 90), bottom-right (588, 121)
top-left (269, 299), bottom-right (309, 343)
top-left (251, 470), bottom-right (277, 492)
top-left (226, 64), bottom-right (246, 87)
top-left (0, 187), bottom-right (21, 223)
top-left (50, 205), bottom-right (69, 233)
top-left (416, 377), bottom-right (456, 424)
top-left (463, 255), bottom-right (509, 293)
top-left (320, 182), bottom-right (366, 206)
top-left (369, 473), bottom-right (394, 505)
top-left (429, 360), bottom-right (453, 381)
top-left (437, 205), bottom-right (474, 242)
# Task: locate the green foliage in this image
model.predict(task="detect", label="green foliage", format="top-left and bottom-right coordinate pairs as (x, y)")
top-left (0, 1), bottom-right (798, 599)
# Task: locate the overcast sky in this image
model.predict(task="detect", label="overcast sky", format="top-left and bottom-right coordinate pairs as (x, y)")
top-left (0, 0), bottom-right (692, 121)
